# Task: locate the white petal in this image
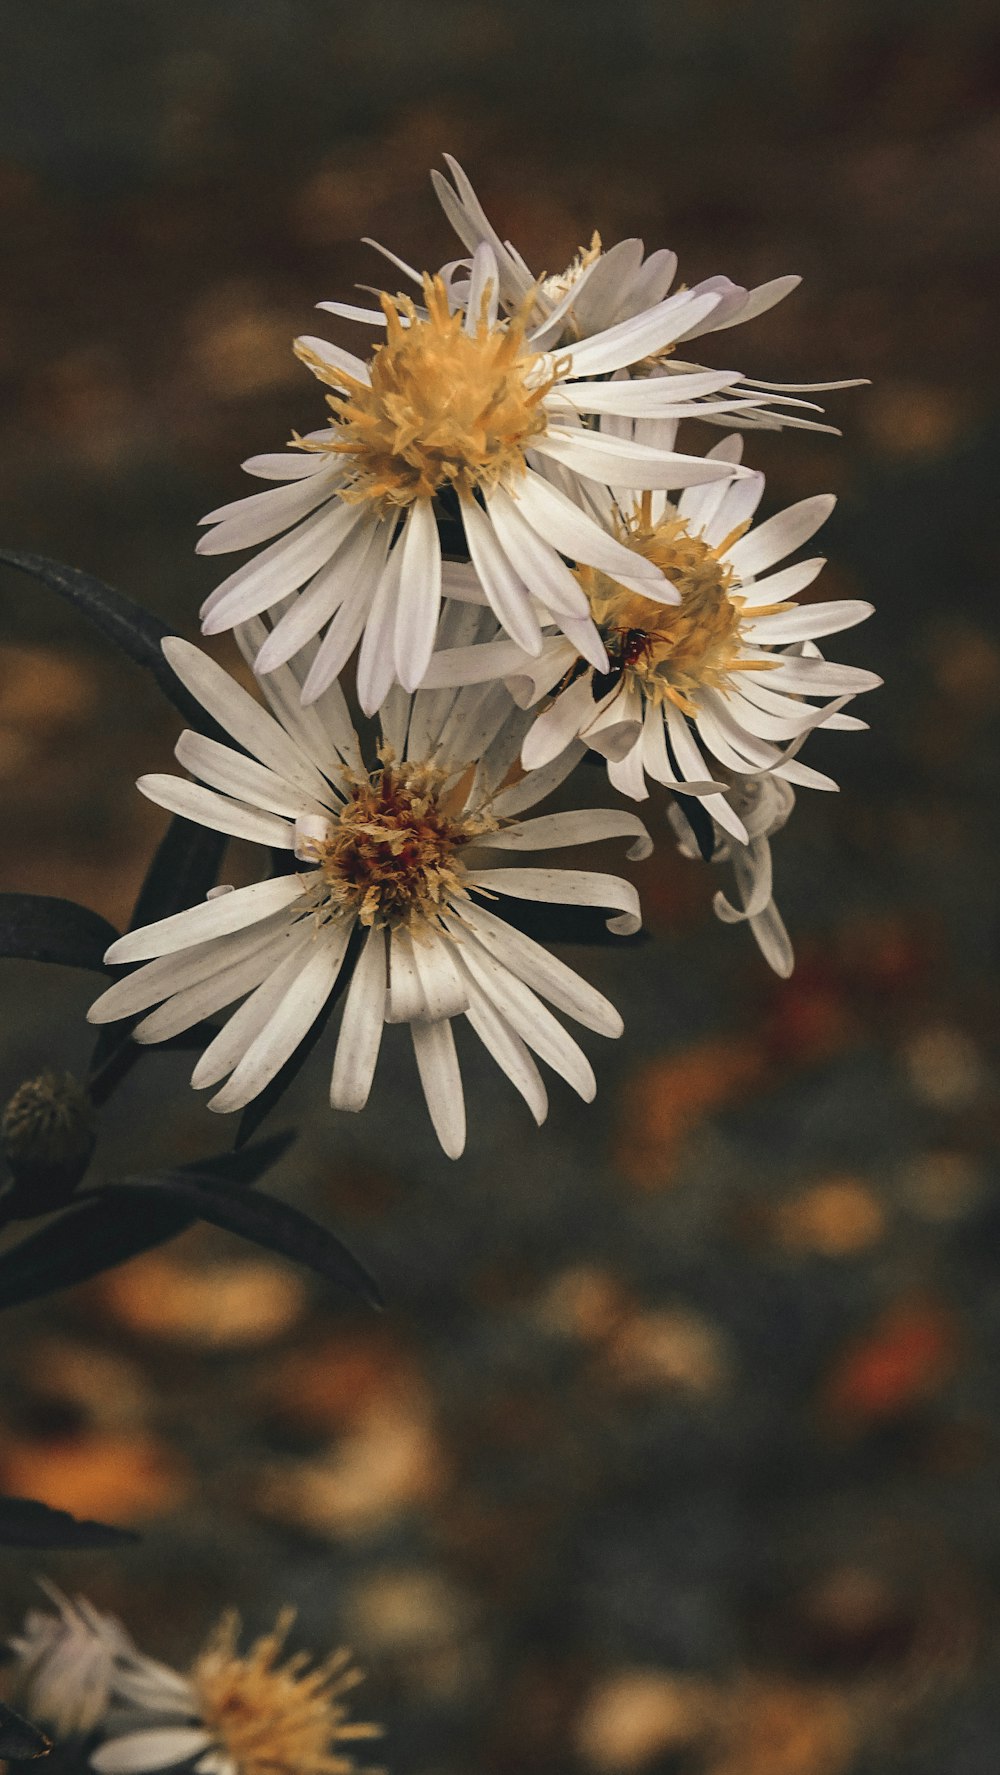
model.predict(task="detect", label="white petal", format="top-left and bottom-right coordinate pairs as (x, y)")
top-left (104, 874), bottom-right (310, 964)
top-left (483, 487), bottom-right (595, 625)
top-left (208, 927), bottom-right (351, 1112)
top-left (461, 494), bottom-right (544, 655)
top-left (300, 530), bottom-right (388, 704)
top-left (475, 808), bottom-right (651, 860)
top-left (726, 495), bottom-right (835, 577)
top-left (241, 451), bottom-right (332, 481)
top-left (330, 925), bottom-right (386, 1110)
top-left (736, 556), bottom-right (826, 607)
top-left (161, 637), bottom-right (331, 801)
top-left (91, 1730), bottom-right (213, 1775)
top-left (410, 930), bottom-right (470, 1020)
top-left (197, 470), bottom-right (340, 552)
top-left (411, 1019), bottom-right (466, 1157)
top-left (453, 938), bottom-right (597, 1100)
top-left (553, 368), bottom-right (738, 414)
top-left (137, 775), bottom-right (294, 849)
top-left (463, 978), bottom-right (548, 1124)
top-left (190, 930), bottom-right (319, 1089)
top-left (88, 913), bottom-right (294, 1024)
top-left (532, 426), bottom-right (742, 491)
top-left (742, 599), bottom-right (873, 642)
top-left (490, 739), bottom-right (585, 817)
top-left (420, 636), bottom-right (534, 689)
top-left (512, 471), bottom-right (674, 602)
top-left (393, 499), bottom-right (442, 690)
top-left (174, 731), bottom-right (331, 819)
top-left (469, 867), bottom-right (642, 937)
top-left (559, 289), bottom-right (722, 378)
top-left (520, 677), bottom-right (595, 771)
top-left (201, 501), bottom-right (365, 631)
top-left (460, 902), bottom-right (622, 1036)
top-left (356, 534), bottom-right (405, 716)
top-left (133, 923), bottom-right (306, 1045)
top-left (295, 333), bottom-right (372, 385)
top-left (385, 925), bottom-right (428, 1023)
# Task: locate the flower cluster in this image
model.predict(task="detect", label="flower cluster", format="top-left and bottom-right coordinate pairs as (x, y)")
top-left (89, 158), bottom-right (879, 1154)
top-left (7, 1584), bottom-right (380, 1775)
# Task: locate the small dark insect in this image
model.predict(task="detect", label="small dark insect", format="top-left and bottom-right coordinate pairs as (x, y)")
top-left (591, 628), bottom-right (656, 700)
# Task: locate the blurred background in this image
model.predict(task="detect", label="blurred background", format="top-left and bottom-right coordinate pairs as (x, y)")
top-left (1, 2), bottom-right (999, 1771)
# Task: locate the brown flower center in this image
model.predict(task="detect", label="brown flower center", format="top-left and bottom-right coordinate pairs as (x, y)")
top-left (299, 759), bottom-right (492, 931)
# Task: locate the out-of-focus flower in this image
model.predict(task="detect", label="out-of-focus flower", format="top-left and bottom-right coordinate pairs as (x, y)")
top-left (196, 235), bottom-right (774, 706)
top-left (91, 1610), bottom-right (379, 1775)
top-left (670, 771), bottom-right (796, 976)
top-left (7, 1583), bottom-right (145, 1739)
top-left (430, 156), bottom-right (861, 429)
top-left (423, 436), bottom-right (878, 844)
top-left (88, 625), bottom-right (648, 1157)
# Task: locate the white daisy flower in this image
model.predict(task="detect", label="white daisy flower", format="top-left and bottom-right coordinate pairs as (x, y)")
top-left (195, 239), bottom-right (764, 710)
top-left (428, 155), bottom-right (863, 431)
top-left (421, 434), bottom-right (880, 845)
top-left (87, 624), bottom-right (650, 1158)
top-left (670, 772), bottom-right (796, 977)
top-left (7, 1582), bottom-right (148, 1740)
top-left (91, 1609), bottom-right (379, 1775)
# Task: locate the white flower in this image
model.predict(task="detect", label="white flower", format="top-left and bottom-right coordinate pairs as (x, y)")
top-left (91, 1609), bottom-right (379, 1775)
top-left (195, 239), bottom-right (767, 709)
top-left (429, 155), bottom-right (862, 431)
top-left (670, 773), bottom-right (796, 977)
top-left (87, 625), bottom-right (650, 1158)
top-left (7, 1583), bottom-right (148, 1739)
top-left (421, 433), bottom-right (880, 845)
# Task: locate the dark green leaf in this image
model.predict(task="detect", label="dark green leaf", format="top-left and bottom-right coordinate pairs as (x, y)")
top-left (0, 1700), bottom-right (50, 1760)
top-left (0, 550), bottom-right (215, 733)
top-left (236, 924), bottom-right (362, 1148)
top-left (0, 1494), bottom-right (137, 1550)
top-left (0, 1133), bottom-right (294, 1309)
top-left (89, 817), bottom-right (227, 1095)
top-left (0, 894), bottom-right (119, 973)
top-left (104, 1172), bottom-right (382, 1308)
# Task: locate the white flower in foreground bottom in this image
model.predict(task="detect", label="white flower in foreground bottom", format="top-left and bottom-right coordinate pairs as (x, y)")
top-left (195, 240), bottom-right (763, 709)
top-left (429, 155), bottom-right (862, 430)
top-left (91, 1609), bottom-right (379, 1775)
top-left (7, 1583), bottom-right (146, 1739)
top-left (88, 629), bottom-right (649, 1158)
top-left (422, 434), bottom-right (880, 845)
top-left (671, 774), bottom-right (796, 977)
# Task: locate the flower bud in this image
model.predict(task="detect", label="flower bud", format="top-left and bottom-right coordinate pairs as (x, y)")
top-left (1, 1070), bottom-right (96, 1213)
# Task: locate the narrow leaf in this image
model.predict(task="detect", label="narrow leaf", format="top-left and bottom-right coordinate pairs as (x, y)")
top-left (0, 1494), bottom-right (137, 1550)
top-left (104, 1174), bottom-right (382, 1308)
top-left (0, 894), bottom-right (119, 973)
top-left (0, 550), bottom-right (215, 733)
top-left (0, 1700), bottom-right (50, 1760)
top-left (0, 1134), bottom-right (295, 1310)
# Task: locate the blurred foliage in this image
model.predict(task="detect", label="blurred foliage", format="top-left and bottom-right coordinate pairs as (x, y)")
top-left (1, 2), bottom-right (999, 1774)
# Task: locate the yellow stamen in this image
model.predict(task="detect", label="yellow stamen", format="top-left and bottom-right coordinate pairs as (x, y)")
top-left (294, 276), bottom-right (558, 514)
top-left (577, 494), bottom-right (783, 715)
top-left (191, 1611), bottom-right (381, 1775)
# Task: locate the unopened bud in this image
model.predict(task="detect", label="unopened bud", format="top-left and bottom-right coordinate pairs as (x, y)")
top-left (1, 1070), bottom-right (96, 1213)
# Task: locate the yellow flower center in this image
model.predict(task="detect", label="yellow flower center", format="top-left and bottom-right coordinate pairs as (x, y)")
top-left (299, 758), bottom-right (493, 932)
top-left (578, 497), bottom-right (768, 716)
top-left (191, 1612), bottom-right (380, 1775)
top-left (294, 276), bottom-right (558, 513)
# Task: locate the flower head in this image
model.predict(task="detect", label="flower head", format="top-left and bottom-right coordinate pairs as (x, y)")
top-left (423, 433), bottom-right (880, 847)
top-left (88, 623), bottom-right (649, 1157)
top-left (7, 1584), bottom-right (145, 1740)
top-left (92, 1611), bottom-right (379, 1775)
top-left (196, 229), bottom-right (771, 712)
